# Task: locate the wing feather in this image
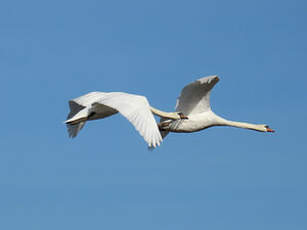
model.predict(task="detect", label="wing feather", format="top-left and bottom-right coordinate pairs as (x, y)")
top-left (93, 92), bottom-right (162, 147)
top-left (176, 75), bottom-right (219, 115)
top-left (67, 122), bottom-right (86, 138)
top-left (66, 92), bottom-right (112, 137)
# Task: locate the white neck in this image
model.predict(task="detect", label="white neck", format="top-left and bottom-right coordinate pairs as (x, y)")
top-left (150, 106), bottom-right (181, 120)
top-left (213, 114), bottom-right (267, 132)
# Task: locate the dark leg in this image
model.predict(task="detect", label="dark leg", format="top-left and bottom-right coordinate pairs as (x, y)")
top-left (178, 112), bottom-right (188, 119)
top-left (88, 112), bottom-right (96, 119)
top-left (158, 121), bottom-right (172, 131)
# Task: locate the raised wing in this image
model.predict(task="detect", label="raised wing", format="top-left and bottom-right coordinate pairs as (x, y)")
top-left (176, 75), bottom-right (219, 115)
top-left (92, 92), bottom-right (162, 148)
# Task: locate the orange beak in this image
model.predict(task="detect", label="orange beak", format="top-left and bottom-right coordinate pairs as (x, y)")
top-left (266, 127), bottom-right (275, 133)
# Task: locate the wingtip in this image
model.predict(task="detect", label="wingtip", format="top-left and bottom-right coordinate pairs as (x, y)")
top-left (147, 139), bottom-right (162, 150)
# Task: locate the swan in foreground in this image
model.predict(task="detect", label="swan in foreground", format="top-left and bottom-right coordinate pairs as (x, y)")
top-left (65, 75), bottom-right (274, 148)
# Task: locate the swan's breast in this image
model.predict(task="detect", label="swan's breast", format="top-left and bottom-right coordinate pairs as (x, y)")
top-left (170, 112), bottom-right (216, 133)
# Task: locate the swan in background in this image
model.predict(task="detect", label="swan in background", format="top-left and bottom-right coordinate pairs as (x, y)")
top-left (65, 75), bottom-right (274, 148)
top-left (65, 92), bottom-right (185, 148)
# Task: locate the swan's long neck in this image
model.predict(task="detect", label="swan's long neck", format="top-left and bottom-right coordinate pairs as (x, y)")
top-left (214, 114), bottom-right (267, 132)
top-left (150, 106), bottom-right (181, 120)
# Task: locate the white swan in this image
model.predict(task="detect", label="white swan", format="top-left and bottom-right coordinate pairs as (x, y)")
top-left (65, 75), bottom-right (274, 148)
top-left (65, 92), bottom-right (184, 148)
top-left (158, 75), bottom-right (274, 140)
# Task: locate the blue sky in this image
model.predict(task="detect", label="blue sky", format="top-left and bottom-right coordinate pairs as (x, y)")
top-left (1, 0), bottom-right (306, 229)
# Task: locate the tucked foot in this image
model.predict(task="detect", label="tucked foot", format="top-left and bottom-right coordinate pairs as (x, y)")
top-left (178, 112), bottom-right (188, 120)
top-left (158, 121), bottom-right (172, 131)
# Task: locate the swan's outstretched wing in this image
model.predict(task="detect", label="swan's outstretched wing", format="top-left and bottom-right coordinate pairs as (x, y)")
top-left (66, 92), bottom-right (162, 148)
top-left (93, 92), bottom-right (162, 148)
top-left (176, 75), bottom-right (219, 115)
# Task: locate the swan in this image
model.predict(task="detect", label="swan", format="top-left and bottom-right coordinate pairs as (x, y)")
top-left (65, 92), bottom-right (184, 148)
top-left (157, 75), bottom-right (274, 140)
top-left (65, 75), bottom-right (274, 148)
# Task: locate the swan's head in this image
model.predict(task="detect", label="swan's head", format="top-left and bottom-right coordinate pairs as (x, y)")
top-left (250, 124), bottom-right (275, 133)
top-left (263, 125), bottom-right (275, 133)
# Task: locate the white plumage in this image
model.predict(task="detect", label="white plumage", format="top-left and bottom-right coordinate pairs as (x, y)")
top-left (66, 92), bottom-right (163, 148)
top-left (65, 75), bottom-right (274, 148)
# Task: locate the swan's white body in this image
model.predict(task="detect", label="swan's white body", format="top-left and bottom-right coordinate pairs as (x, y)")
top-left (65, 75), bottom-right (274, 148)
top-left (158, 76), bottom-right (274, 138)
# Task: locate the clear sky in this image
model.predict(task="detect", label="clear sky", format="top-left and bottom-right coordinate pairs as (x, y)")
top-left (1, 0), bottom-right (306, 229)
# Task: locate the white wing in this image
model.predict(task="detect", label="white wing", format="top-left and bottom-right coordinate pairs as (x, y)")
top-left (176, 75), bottom-right (219, 115)
top-left (66, 92), bottom-right (162, 148)
top-left (66, 92), bottom-right (109, 138)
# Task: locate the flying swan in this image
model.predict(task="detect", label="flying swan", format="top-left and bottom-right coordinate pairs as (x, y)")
top-left (65, 75), bottom-right (274, 148)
